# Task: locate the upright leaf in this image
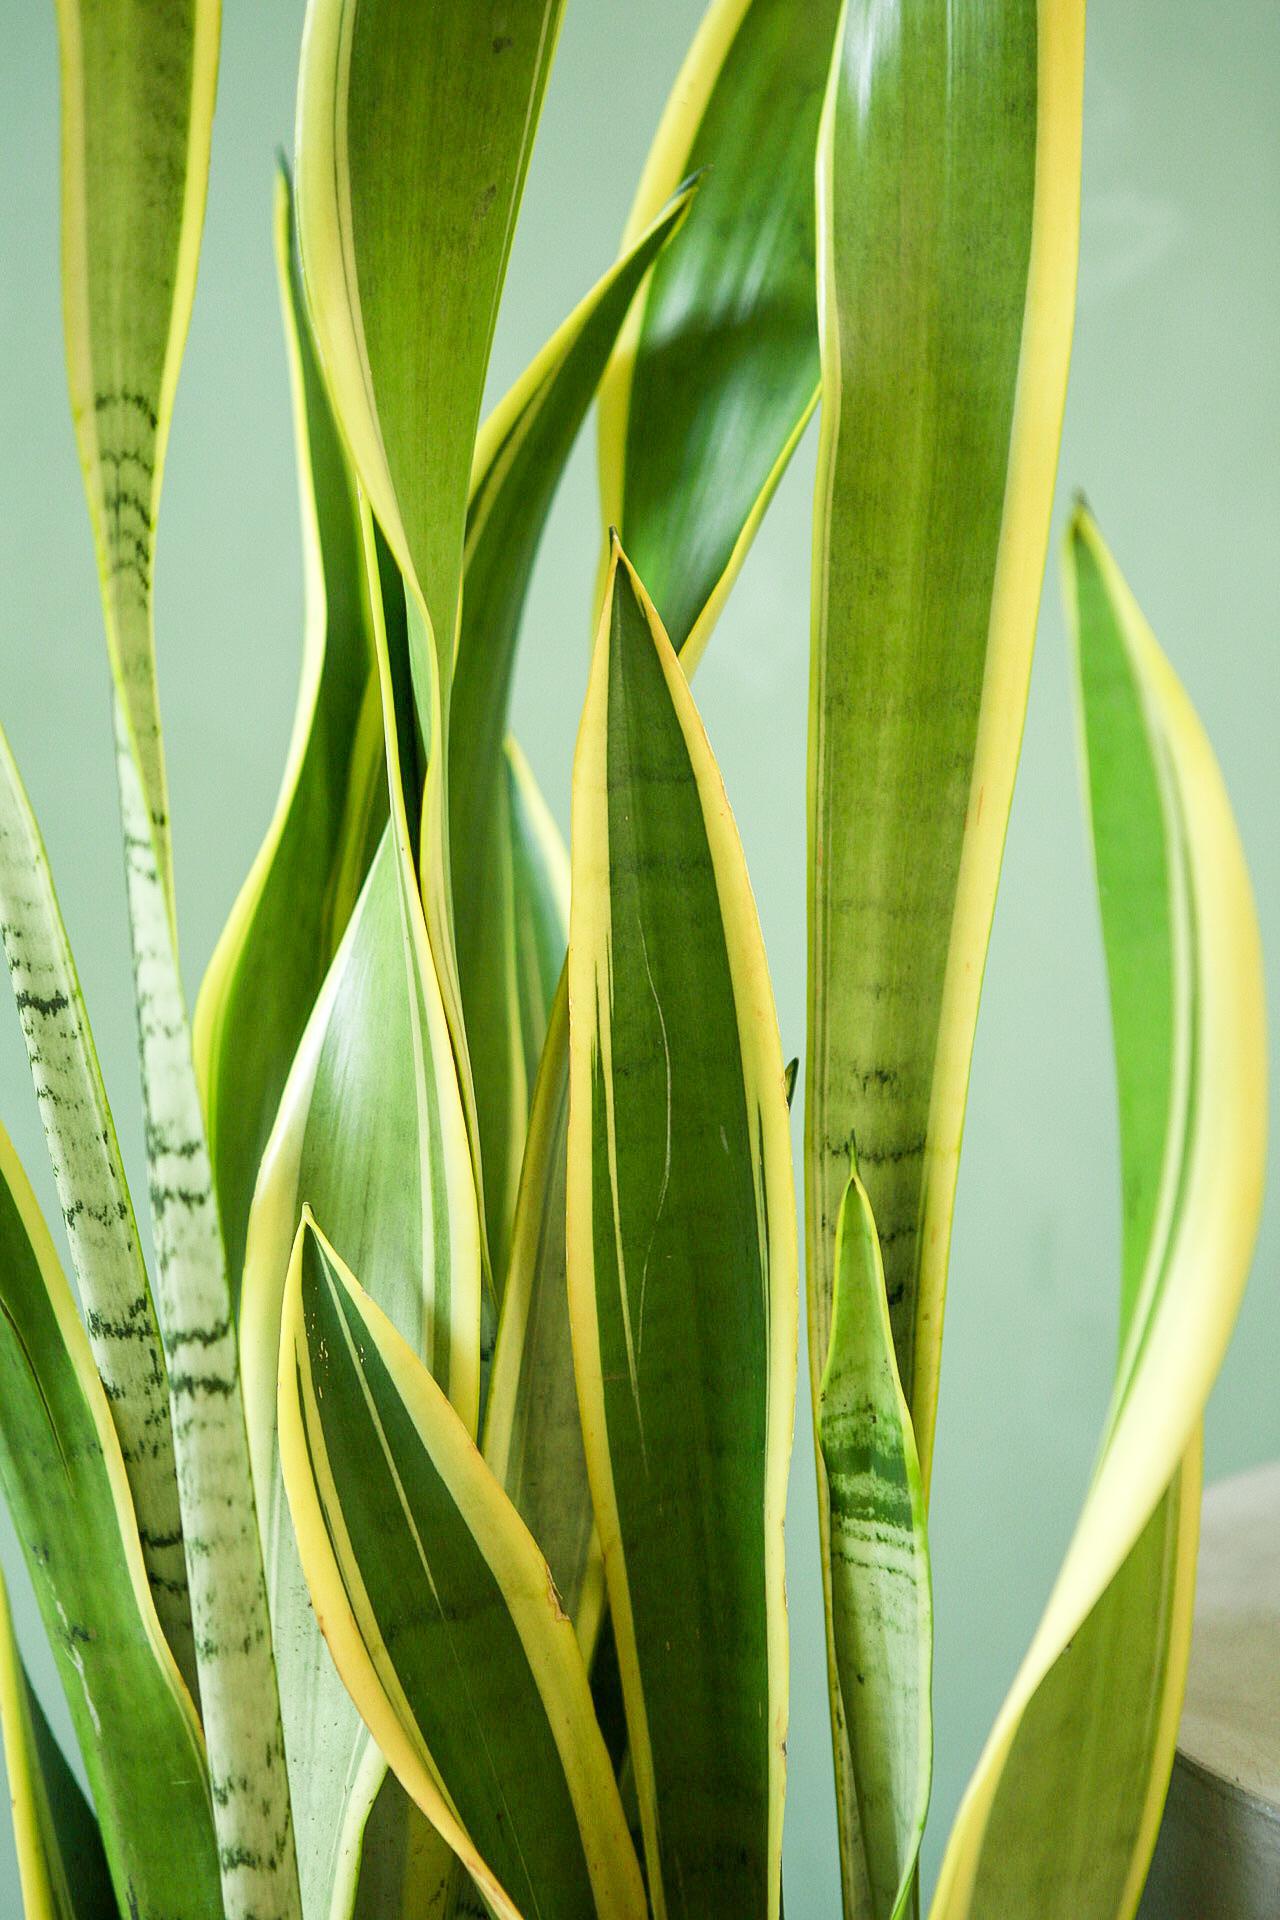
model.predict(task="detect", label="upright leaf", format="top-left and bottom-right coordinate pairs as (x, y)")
top-left (0, 1565), bottom-right (114, 1920)
top-left (54, 4), bottom-right (300, 1911)
top-left (241, 508), bottom-right (481, 1920)
top-left (295, 0), bottom-right (568, 1255)
top-left (598, 0), bottom-right (842, 661)
top-left (929, 510), bottom-right (1266, 1916)
top-left (566, 543), bottom-right (797, 1920)
top-left (807, 7), bottom-right (1083, 1901)
top-left (453, 185), bottom-right (693, 1277)
top-left (0, 728), bottom-right (192, 1692)
top-left (818, 1166), bottom-right (932, 1920)
top-left (195, 169), bottom-right (386, 1288)
top-left (279, 1218), bottom-right (648, 1920)
top-left (0, 1125), bottom-right (221, 1919)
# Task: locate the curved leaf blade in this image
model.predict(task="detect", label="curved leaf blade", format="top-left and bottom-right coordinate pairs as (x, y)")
top-left (453, 185), bottom-right (693, 1276)
top-left (598, 0), bottom-right (841, 661)
top-left (566, 543), bottom-right (797, 1920)
top-left (0, 727), bottom-right (192, 1692)
top-left (279, 1218), bottom-right (648, 1920)
top-left (818, 1166), bottom-right (932, 1920)
top-left (195, 168), bottom-right (386, 1289)
top-left (241, 508), bottom-right (481, 1920)
top-left (0, 1565), bottom-right (114, 1920)
top-left (928, 509), bottom-right (1267, 1915)
top-left (0, 1126), bottom-right (221, 1919)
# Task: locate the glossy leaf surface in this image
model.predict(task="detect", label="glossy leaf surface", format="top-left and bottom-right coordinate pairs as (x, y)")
top-left (567, 544), bottom-right (797, 1920)
top-left (598, 0), bottom-right (841, 661)
top-left (279, 1220), bottom-right (647, 1920)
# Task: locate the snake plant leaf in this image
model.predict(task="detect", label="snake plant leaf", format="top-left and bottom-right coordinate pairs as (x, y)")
top-left (295, 0), bottom-right (568, 1262)
top-left (453, 183), bottom-right (693, 1278)
top-left (928, 508), bottom-right (1267, 1917)
top-left (0, 1124), bottom-right (222, 1919)
top-left (485, 977), bottom-right (604, 1655)
top-left (241, 504), bottom-right (481, 1920)
top-left (195, 167), bottom-right (386, 1291)
top-left (807, 9), bottom-right (1083, 1902)
top-left (566, 542), bottom-right (797, 1920)
top-left (56, 6), bottom-right (300, 1912)
top-left (53, 0), bottom-right (219, 930)
top-left (818, 1165), bottom-right (932, 1920)
top-left (597, 0), bottom-right (841, 663)
top-left (278, 1216), bottom-right (649, 1920)
top-left (0, 727), bottom-right (193, 1694)
top-left (0, 1566), bottom-right (114, 1920)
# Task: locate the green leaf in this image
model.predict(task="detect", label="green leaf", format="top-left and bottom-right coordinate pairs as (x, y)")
top-left (818, 1165), bottom-right (932, 1920)
top-left (452, 184), bottom-right (693, 1279)
top-left (0, 726), bottom-right (193, 1694)
top-left (241, 508), bottom-right (481, 1920)
top-left (928, 508), bottom-right (1267, 1916)
top-left (195, 168), bottom-right (387, 1292)
top-left (279, 1217), bottom-right (648, 1920)
top-left (295, 0), bottom-right (569, 1274)
top-left (55, 0), bottom-right (300, 1906)
top-left (0, 1564), bottom-right (115, 1920)
top-left (598, 0), bottom-right (842, 662)
top-left (807, 8), bottom-right (1084, 1902)
top-left (0, 1125), bottom-right (221, 1919)
top-left (566, 542), bottom-right (797, 1920)
top-left (485, 978), bottom-right (604, 1653)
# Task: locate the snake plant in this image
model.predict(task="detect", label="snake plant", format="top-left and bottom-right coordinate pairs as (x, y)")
top-left (0, 3), bottom-right (1265, 1919)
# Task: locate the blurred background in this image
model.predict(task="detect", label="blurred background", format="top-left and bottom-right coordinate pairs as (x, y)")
top-left (0, 1), bottom-right (1275, 1908)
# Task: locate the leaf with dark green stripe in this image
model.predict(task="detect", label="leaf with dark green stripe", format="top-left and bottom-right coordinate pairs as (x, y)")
top-left (485, 978), bottom-right (602, 1653)
top-left (279, 1218), bottom-right (647, 1920)
top-left (241, 507), bottom-right (481, 1920)
top-left (567, 541), bottom-right (797, 1920)
top-left (598, 0), bottom-right (841, 661)
top-left (0, 724), bottom-right (192, 1694)
top-left (818, 1164), bottom-right (932, 1920)
top-left (296, 0), bottom-right (569, 1259)
top-left (452, 184), bottom-right (692, 1278)
top-left (929, 508), bottom-right (1266, 1916)
top-left (195, 167), bottom-right (386, 1291)
top-left (0, 1125), bottom-right (221, 1919)
top-left (0, 1565), bottom-right (114, 1920)
top-left (807, 10), bottom-right (1084, 1903)
top-left (56, 2), bottom-right (300, 1905)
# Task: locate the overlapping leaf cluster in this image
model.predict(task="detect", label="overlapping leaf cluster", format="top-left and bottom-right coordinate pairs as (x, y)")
top-left (0, 4), bottom-right (1264, 1920)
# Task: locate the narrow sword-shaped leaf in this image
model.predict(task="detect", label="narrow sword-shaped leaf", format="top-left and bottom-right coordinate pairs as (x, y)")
top-left (295, 0), bottom-right (568, 1269)
top-left (807, 8), bottom-right (1083, 1901)
top-left (241, 503), bottom-right (481, 1920)
top-left (0, 727), bottom-right (193, 1693)
top-left (453, 185), bottom-right (693, 1278)
top-left (0, 1565), bottom-right (114, 1920)
top-left (279, 1218), bottom-right (648, 1920)
top-left (597, 0), bottom-right (842, 662)
top-left (194, 167), bottom-right (386, 1290)
top-left (567, 543), bottom-right (797, 1920)
top-left (55, 5), bottom-right (300, 1911)
top-left (928, 508), bottom-right (1267, 1916)
top-left (0, 1124), bottom-right (221, 1919)
top-left (818, 1165), bottom-right (932, 1920)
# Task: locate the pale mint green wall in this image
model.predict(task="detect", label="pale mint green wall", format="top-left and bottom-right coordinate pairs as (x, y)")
top-left (0, 3), bottom-right (1275, 1911)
